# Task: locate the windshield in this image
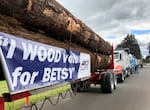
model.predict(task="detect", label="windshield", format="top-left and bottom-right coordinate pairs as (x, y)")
top-left (114, 53), bottom-right (120, 60)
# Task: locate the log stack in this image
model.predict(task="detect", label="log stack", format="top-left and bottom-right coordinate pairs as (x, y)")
top-left (0, 0), bottom-right (112, 72)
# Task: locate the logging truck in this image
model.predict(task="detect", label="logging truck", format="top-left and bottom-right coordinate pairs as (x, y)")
top-left (71, 46), bottom-right (117, 93)
top-left (0, 0), bottom-right (116, 95)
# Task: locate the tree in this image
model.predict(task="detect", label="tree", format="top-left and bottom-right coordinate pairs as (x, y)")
top-left (116, 34), bottom-right (142, 59)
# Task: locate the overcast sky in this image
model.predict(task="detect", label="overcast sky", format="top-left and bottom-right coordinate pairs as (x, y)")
top-left (57, 0), bottom-right (150, 57)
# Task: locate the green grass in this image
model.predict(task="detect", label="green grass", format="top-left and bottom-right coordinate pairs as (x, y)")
top-left (0, 81), bottom-right (70, 110)
top-left (0, 80), bottom-right (9, 96)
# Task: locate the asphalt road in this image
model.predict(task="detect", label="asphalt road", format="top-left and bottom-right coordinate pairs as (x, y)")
top-left (40, 66), bottom-right (150, 110)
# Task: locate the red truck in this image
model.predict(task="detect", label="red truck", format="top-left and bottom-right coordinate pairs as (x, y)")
top-left (71, 46), bottom-right (117, 93)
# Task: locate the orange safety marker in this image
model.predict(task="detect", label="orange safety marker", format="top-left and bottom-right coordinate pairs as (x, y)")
top-left (25, 96), bottom-right (29, 106)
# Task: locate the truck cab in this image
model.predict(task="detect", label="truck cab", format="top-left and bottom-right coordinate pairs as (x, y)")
top-left (113, 50), bottom-right (131, 82)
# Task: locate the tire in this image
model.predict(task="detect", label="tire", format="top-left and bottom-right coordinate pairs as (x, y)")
top-left (101, 74), bottom-right (107, 93)
top-left (101, 73), bottom-right (114, 93)
top-left (84, 81), bottom-right (90, 91)
top-left (130, 68), bottom-right (135, 74)
top-left (113, 74), bottom-right (117, 89)
top-left (126, 71), bottom-right (130, 77)
top-left (119, 73), bottom-right (125, 83)
top-left (126, 69), bottom-right (131, 77)
top-left (71, 82), bottom-right (80, 92)
top-left (71, 81), bottom-right (89, 92)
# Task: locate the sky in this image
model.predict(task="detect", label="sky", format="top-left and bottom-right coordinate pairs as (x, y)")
top-left (57, 0), bottom-right (150, 58)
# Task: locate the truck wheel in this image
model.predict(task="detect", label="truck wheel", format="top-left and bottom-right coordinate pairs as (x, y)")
top-left (101, 73), bottom-right (114, 93)
top-left (78, 82), bottom-right (87, 92)
top-left (119, 73), bottom-right (125, 83)
top-left (131, 68), bottom-right (135, 74)
top-left (71, 82), bottom-right (80, 92)
top-left (71, 81), bottom-right (88, 92)
top-left (84, 81), bottom-right (90, 92)
top-left (126, 69), bottom-right (131, 77)
top-left (113, 74), bottom-right (117, 89)
top-left (126, 71), bottom-right (130, 77)
top-left (101, 74), bottom-right (107, 93)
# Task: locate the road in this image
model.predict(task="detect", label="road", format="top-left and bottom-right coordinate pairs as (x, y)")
top-left (40, 66), bottom-right (150, 110)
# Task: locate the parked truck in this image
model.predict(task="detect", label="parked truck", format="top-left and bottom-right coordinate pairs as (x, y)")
top-left (113, 49), bottom-right (131, 82)
top-left (0, 0), bottom-right (118, 94)
top-left (129, 54), bottom-right (137, 74)
top-left (71, 46), bottom-right (117, 93)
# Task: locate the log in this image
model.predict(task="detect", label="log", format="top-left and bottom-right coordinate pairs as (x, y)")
top-left (0, 0), bottom-right (111, 55)
top-left (0, 15), bottom-right (112, 72)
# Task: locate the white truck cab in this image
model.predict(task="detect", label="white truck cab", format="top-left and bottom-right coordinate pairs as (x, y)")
top-left (113, 50), bottom-right (131, 82)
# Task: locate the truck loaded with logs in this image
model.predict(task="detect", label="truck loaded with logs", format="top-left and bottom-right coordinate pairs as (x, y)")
top-left (0, 0), bottom-right (117, 94)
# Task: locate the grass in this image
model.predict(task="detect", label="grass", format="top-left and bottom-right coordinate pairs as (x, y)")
top-left (0, 80), bottom-right (9, 96)
top-left (0, 81), bottom-right (71, 110)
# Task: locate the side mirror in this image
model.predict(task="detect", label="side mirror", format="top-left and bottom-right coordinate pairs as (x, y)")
top-left (120, 54), bottom-right (122, 60)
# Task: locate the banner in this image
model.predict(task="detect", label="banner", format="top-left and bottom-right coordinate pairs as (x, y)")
top-left (0, 32), bottom-right (90, 94)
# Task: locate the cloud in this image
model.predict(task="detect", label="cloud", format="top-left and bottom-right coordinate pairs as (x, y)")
top-left (105, 35), bottom-right (118, 39)
top-left (134, 34), bottom-right (150, 56)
